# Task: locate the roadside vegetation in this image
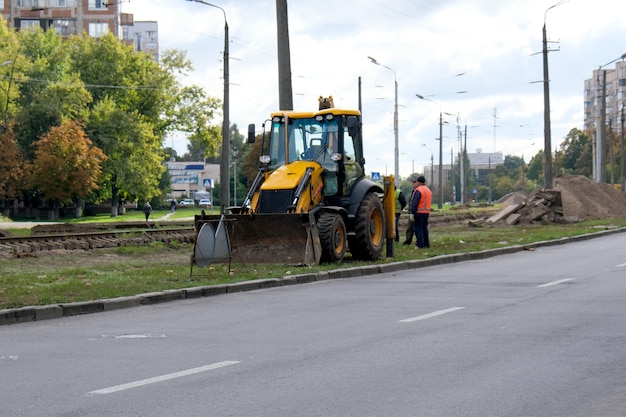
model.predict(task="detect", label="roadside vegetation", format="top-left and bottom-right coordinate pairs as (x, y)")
top-left (2, 216), bottom-right (625, 310)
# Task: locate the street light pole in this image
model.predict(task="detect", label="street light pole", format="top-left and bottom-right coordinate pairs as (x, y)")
top-left (187, 0), bottom-right (230, 213)
top-left (368, 56), bottom-right (399, 183)
top-left (416, 94), bottom-right (452, 210)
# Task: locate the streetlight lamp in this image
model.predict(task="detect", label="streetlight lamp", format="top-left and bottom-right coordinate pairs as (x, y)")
top-left (186, 0), bottom-right (230, 213)
top-left (368, 56), bottom-right (398, 183)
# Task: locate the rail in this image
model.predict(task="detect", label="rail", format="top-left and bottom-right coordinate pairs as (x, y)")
top-left (0, 225), bottom-right (196, 258)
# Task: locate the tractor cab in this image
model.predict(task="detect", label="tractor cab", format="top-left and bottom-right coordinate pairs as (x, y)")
top-left (261, 108), bottom-right (365, 198)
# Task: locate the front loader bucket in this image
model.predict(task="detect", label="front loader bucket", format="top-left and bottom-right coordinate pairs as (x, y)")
top-left (195, 213), bottom-right (322, 265)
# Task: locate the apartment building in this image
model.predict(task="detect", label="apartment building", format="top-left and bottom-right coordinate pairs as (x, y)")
top-left (1, 0), bottom-right (133, 38)
top-left (583, 61), bottom-right (626, 133)
top-left (122, 20), bottom-right (159, 62)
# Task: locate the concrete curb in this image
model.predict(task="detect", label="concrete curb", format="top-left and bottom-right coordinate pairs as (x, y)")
top-left (2, 226), bottom-right (625, 326)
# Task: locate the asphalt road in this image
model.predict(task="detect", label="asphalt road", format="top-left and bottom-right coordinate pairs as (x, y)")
top-left (2, 233), bottom-right (626, 417)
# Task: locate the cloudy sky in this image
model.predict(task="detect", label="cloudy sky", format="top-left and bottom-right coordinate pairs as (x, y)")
top-left (122, 0), bottom-right (625, 179)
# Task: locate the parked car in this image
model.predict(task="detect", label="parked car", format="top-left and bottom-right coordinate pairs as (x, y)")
top-left (198, 199), bottom-right (213, 208)
top-left (179, 198), bottom-right (195, 207)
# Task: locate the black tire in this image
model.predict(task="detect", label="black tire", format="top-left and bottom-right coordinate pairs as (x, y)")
top-left (349, 192), bottom-right (385, 261)
top-left (318, 212), bottom-right (347, 263)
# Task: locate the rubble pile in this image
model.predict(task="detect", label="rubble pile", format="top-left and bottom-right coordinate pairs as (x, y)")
top-left (486, 190), bottom-right (564, 225)
top-left (485, 174), bottom-right (626, 225)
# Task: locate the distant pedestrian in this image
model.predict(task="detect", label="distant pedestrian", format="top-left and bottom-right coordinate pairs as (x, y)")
top-left (143, 201), bottom-right (152, 222)
top-left (170, 199), bottom-right (176, 213)
top-left (394, 184), bottom-right (406, 242)
top-left (410, 175), bottom-right (432, 249)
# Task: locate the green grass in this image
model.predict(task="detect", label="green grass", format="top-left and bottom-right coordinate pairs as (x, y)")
top-left (1, 217), bottom-right (625, 310)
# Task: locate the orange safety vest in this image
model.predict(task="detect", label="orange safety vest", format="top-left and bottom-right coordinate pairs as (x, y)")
top-left (416, 184), bottom-right (432, 214)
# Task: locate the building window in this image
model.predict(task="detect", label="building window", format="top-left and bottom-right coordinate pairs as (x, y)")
top-left (52, 19), bottom-right (76, 36)
top-left (20, 20), bottom-right (41, 30)
top-left (17, 0), bottom-right (39, 7)
top-left (19, 0), bottom-right (52, 6)
top-left (88, 0), bottom-right (107, 10)
top-left (88, 22), bottom-right (109, 37)
top-left (17, 0), bottom-right (76, 7)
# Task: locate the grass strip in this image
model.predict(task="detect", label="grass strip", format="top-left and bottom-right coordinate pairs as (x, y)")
top-left (1, 219), bottom-right (625, 310)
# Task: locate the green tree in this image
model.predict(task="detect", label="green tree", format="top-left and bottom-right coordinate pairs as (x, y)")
top-left (0, 124), bottom-right (26, 216)
top-left (526, 150), bottom-right (543, 183)
top-left (240, 132), bottom-right (264, 189)
top-left (10, 27), bottom-right (84, 155)
top-left (29, 120), bottom-right (106, 220)
top-left (87, 98), bottom-right (164, 216)
top-left (559, 128), bottom-right (591, 177)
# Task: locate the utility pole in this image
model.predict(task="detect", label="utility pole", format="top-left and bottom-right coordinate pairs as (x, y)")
top-left (488, 156), bottom-right (492, 203)
top-left (450, 148), bottom-right (455, 204)
top-left (438, 112), bottom-right (443, 210)
top-left (542, 22), bottom-right (553, 189)
top-left (276, 0), bottom-right (293, 110)
top-left (541, 1), bottom-right (569, 188)
top-left (599, 69), bottom-right (607, 183)
top-left (622, 105), bottom-right (625, 193)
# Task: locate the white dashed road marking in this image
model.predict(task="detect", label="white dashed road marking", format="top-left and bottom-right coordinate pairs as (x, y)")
top-left (88, 360), bottom-right (241, 395)
top-left (399, 307), bottom-right (466, 323)
top-left (538, 278), bottom-right (575, 288)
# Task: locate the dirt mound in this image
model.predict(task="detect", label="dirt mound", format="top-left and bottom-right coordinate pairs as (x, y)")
top-left (553, 175), bottom-right (626, 220)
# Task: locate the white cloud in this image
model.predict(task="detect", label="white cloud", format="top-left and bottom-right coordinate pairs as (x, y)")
top-left (122, 0), bottom-right (625, 178)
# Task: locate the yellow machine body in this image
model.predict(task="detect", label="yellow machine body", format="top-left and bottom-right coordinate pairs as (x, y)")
top-left (193, 100), bottom-right (390, 266)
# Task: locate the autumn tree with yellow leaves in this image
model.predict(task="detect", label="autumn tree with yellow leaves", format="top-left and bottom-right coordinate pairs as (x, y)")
top-left (29, 120), bottom-right (106, 220)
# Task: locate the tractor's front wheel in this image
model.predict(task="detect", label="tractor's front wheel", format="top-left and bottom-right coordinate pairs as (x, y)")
top-left (318, 212), bottom-right (347, 263)
top-left (349, 192), bottom-right (385, 261)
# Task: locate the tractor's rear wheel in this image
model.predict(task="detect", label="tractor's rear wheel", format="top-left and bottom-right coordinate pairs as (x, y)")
top-left (318, 212), bottom-right (347, 263)
top-left (349, 192), bottom-right (385, 261)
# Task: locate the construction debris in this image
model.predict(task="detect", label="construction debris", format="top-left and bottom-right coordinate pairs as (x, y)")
top-left (486, 190), bottom-right (564, 225)
top-left (485, 174), bottom-right (626, 225)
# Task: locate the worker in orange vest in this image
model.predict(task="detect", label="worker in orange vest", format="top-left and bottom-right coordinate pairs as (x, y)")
top-left (409, 175), bottom-right (432, 249)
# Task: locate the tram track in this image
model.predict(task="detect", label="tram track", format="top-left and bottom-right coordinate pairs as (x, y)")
top-left (0, 224), bottom-right (196, 259)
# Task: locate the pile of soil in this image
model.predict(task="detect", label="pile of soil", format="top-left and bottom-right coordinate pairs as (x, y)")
top-left (553, 174), bottom-right (626, 220)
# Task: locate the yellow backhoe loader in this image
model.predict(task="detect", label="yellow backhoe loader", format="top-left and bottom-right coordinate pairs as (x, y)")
top-left (193, 98), bottom-right (393, 266)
